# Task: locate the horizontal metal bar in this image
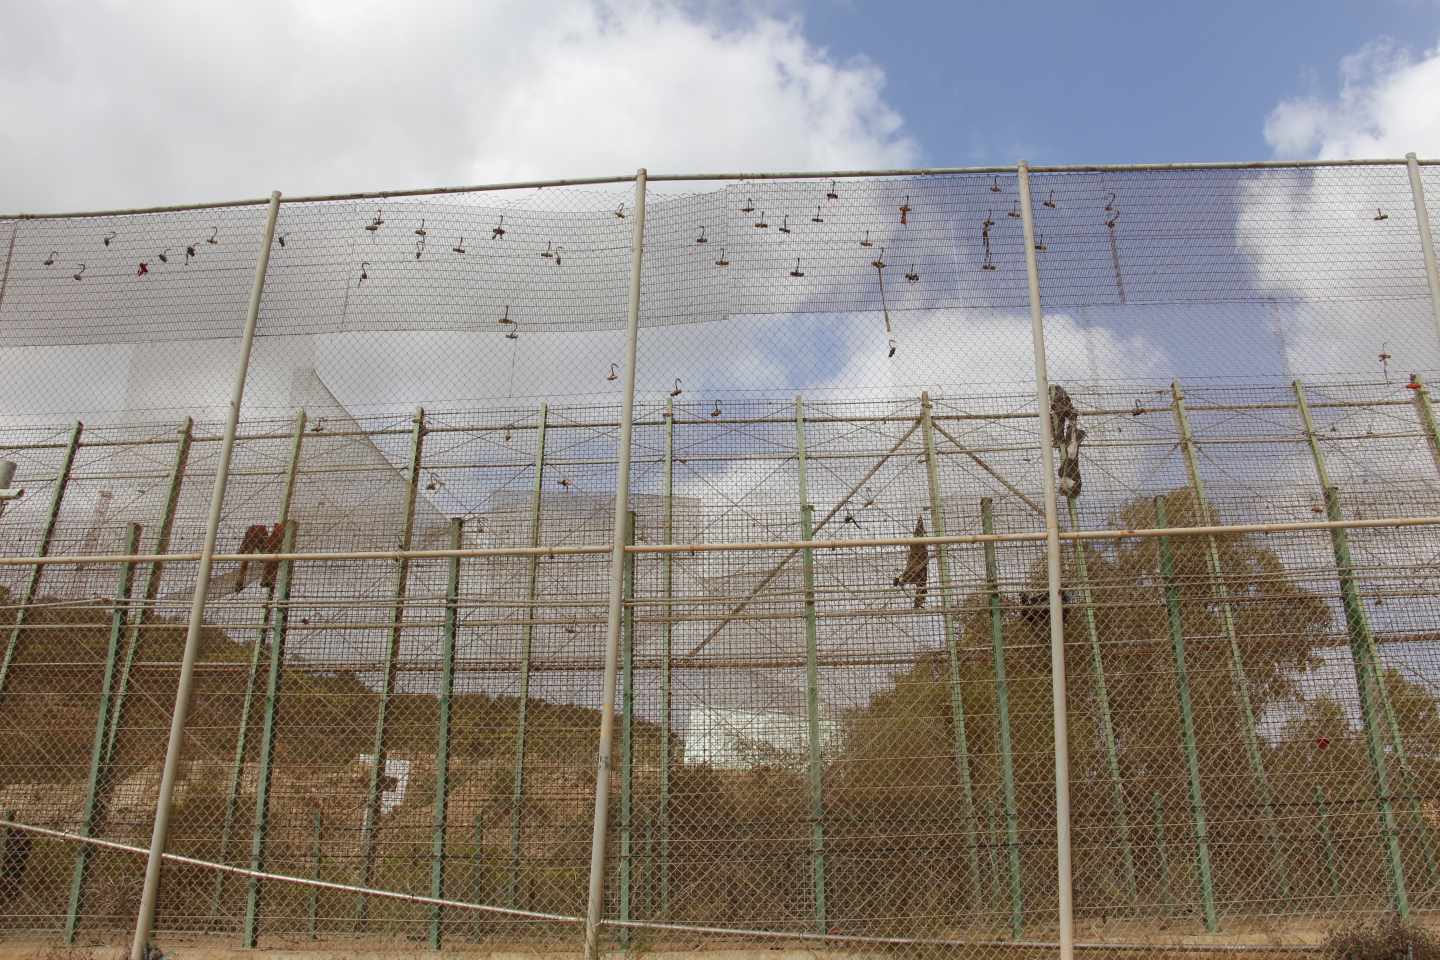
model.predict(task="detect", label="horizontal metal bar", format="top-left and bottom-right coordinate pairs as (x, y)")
top-left (1, 511), bottom-right (1437, 567)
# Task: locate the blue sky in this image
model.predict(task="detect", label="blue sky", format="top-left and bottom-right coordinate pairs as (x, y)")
top-left (798, 0), bottom-right (1438, 165)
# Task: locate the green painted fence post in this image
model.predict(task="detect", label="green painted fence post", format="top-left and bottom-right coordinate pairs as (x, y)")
top-left (0, 421), bottom-right (82, 703)
top-left (210, 410), bottom-right (301, 923)
top-left (1153, 497), bottom-right (1218, 933)
top-left (1063, 497), bottom-right (1138, 912)
top-left (355, 408), bottom-right (426, 926)
top-left (658, 395), bottom-right (674, 917)
top-left (508, 402), bottom-right (548, 908)
top-left (1294, 381), bottom-right (1410, 915)
top-left (980, 498), bottom-right (1023, 937)
top-left (794, 397), bottom-right (828, 934)
top-left (429, 518), bottom-right (465, 948)
top-left (1171, 382), bottom-right (1290, 899)
top-left (918, 393), bottom-right (984, 906)
top-left (242, 522), bottom-right (298, 948)
top-left (64, 523), bottom-right (141, 942)
top-left (619, 511), bottom-right (636, 948)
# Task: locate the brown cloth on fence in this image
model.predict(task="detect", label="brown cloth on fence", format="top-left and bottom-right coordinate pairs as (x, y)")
top-left (235, 521), bottom-right (287, 593)
top-left (893, 515), bottom-right (930, 608)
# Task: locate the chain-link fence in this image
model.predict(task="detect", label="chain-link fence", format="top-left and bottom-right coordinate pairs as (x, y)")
top-left (2, 158), bottom-right (1440, 959)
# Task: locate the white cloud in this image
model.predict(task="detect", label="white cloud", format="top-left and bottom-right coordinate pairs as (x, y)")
top-left (1264, 39), bottom-right (1440, 159)
top-left (0, 0), bottom-right (917, 213)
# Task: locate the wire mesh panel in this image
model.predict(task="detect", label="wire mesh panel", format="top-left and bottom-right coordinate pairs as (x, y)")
top-left (2, 161), bottom-right (1440, 958)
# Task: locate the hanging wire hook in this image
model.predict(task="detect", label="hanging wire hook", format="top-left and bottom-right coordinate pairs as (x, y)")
top-left (207, 226), bottom-right (219, 245)
top-left (860, 231), bottom-right (873, 247)
top-left (1106, 208), bottom-right (1120, 229)
top-left (991, 176), bottom-right (1002, 193)
top-left (136, 261), bottom-right (148, 277)
top-left (157, 248), bottom-right (170, 264)
top-left (696, 226), bottom-right (707, 244)
top-left (888, 338), bottom-right (897, 358)
top-left (43, 251), bottom-right (57, 266)
top-left (898, 195), bottom-right (911, 225)
top-left (826, 180), bottom-right (838, 200)
top-left (615, 203), bottom-right (626, 219)
top-left (1007, 201), bottom-right (1021, 219)
top-left (790, 257), bottom-right (805, 277)
top-left (779, 215), bottom-right (791, 234)
top-left (670, 379), bottom-right (683, 397)
top-left (754, 211), bottom-right (768, 228)
top-left (1379, 342), bottom-right (1393, 381)
top-left (812, 205), bottom-right (824, 223)
top-left (103, 231), bottom-right (117, 247)
top-left (1034, 233), bottom-right (1047, 252)
top-left (453, 237), bottom-right (466, 254)
top-left (1104, 192), bottom-right (1116, 212)
top-left (415, 238), bottom-right (425, 260)
top-left (1374, 208), bottom-right (1390, 221)
top-left (365, 207), bottom-right (385, 232)
top-left (72, 263), bottom-right (86, 281)
top-left (606, 363), bottom-right (619, 382)
top-left (358, 261), bottom-right (369, 284)
top-left (711, 399), bottom-right (722, 418)
top-left (415, 219), bottom-right (427, 237)
top-left (275, 234), bottom-right (287, 249)
top-left (740, 197), bottom-right (755, 213)
top-left (185, 244), bottom-right (197, 264)
top-left (715, 249), bottom-right (730, 267)
top-left (1044, 191), bottom-right (1057, 209)
top-left (498, 305), bottom-right (513, 325)
top-left (905, 264), bottom-right (919, 282)
top-left (541, 241), bottom-right (554, 259)
top-left (871, 246), bottom-right (886, 270)
top-left (492, 215), bottom-right (506, 239)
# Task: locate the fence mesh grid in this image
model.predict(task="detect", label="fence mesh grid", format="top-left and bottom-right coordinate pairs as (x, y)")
top-left (2, 161), bottom-right (1440, 957)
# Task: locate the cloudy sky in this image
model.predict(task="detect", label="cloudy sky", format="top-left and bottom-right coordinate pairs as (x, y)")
top-left (2, 0), bottom-right (1439, 213)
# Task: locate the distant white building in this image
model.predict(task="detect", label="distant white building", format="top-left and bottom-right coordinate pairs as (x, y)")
top-left (684, 706), bottom-right (841, 771)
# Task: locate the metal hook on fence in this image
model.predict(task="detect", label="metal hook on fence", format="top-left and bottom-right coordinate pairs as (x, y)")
top-left (779, 215), bottom-right (791, 234)
top-left (1379, 343), bottom-right (1392, 381)
top-left (453, 237), bottom-right (466, 253)
top-left (670, 379), bottom-right (683, 397)
top-left (606, 363), bottom-right (619, 382)
top-left (425, 471), bottom-right (443, 492)
top-left (991, 176), bottom-right (1002, 193)
top-left (812, 205), bottom-right (824, 223)
top-left (888, 338), bottom-right (897, 358)
top-left (541, 241), bottom-right (554, 259)
top-left (185, 244), bottom-right (196, 264)
top-left (358, 261), bottom-right (369, 284)
top-left (103, 231), bottom-right (117, 247)
top-left (136, 261), bottom-right (148, 277)
top-left (558, 477), bottom-right (573, 491)
top-left (492, 215), bottom-right (506, 239)
top-left (715, 249), bottom-right (729, 267)
top-left (1374, 208), bottom-right (1389, 221)
top-left (498, 305), bottom-right (513, 325)
top-left (905, 264), bottom-right (919, 282)
top-left (553, 245), bottom-right (562, 266)
top-left (826, 180), bottom-right (839, 200)
top-left (505, 325), bottom-right (519, 341)
top-left (1034, 233), bottom-right (1047, 252)
top-left (43, 251), bottom-right (57, 266)
top-left (1044, 191), bottom-right (1057, 209)
top-left (615, 203), bottom-right (626, 219)
top-left (365, 207), bottom-right (384, 232)
top-left (860, 230), bottom-right (873, 247)
top-left (1104, 192), bottom-right (1116, 211)
top-left (984, 210), bottom-right (995, 229)
top-left (207, 226), bottom-right (218, 245)
top-left (982, 248), bottom-right (996, 272)
top-left (72, 263), bottom-right (85, 281)
top-left (871, 246), bottom-right (886, 270)
top-left (1106, 208), bottom-right (1120, 229)
top-left (754, 211), bottom-right (768, 228)
top-left (695, 226), bottom-right (707, 244)
top-left (863, 486), bottom-right (876, 507)
top-left (790, 257), bottom-right (805, 278)
top-left (157, 249), bottom-right (170, 263)
top-left (1007, 201), bottom-right (1020, 219)
top-left (710, 399), bottom-right (722, 418)
top-left (741, 197), bottom-right (755, 213)
top-left (275, 234), bottom-right (287, 249)
top-left (899, 195), bottom-right (911, 225)
top-left (415, 238), bottom-right (426, 260)
top-left (414, 219), bottom-right (427, 237)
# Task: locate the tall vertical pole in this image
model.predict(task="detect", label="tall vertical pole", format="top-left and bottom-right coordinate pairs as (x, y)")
top-left (1016, 160), bottom-right (1074, 960)
top-left (795, 397), bottom-right (828, 934)
top-left (981, 499), bottom-right (1024, 937)
top-left (242, 523), bottom-right (298, 948)
top-left (0, 225), bottom-right (16, 315)
top-left (508, 402), bottom-right (548, 907)
top-left (1171, 382), bottom-right (1289, 898)
top-left (1412, 377), bottom-right (1440, 477)
top-left (1294, 381), bottom-right (1410, 915)
top-left (355, 407), bottom-right (426, 925)
top-left (658, 396), bottom-right (674, 917)
top-left (1405, 153), bottom-right (1440, 348)
top-left (429, 518), bottom-right (465, 948)
top-left (106, 418), bottom-right (193, 770)
top-left (618, 512), bottom-right (637, 947)
top-left (918, 393), bottom-right (984, 903)
top-left (129, 189), bottom-right (282, 960)
top-left (209, 410), bottom-right (302, 921)
top-left (64, 523), bottom-right (141, 942)
top-left (0, 420), bottom-right (82, 703)
top-left (582, 169), bottom-right (647, 960)
top-left (1153, 497), bottom-right (1218, 933)
top-left (1063, 497), bottom-right (1137, 911)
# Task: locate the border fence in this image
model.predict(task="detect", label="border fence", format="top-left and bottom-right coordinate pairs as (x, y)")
top-left (2, 157), bottom-right (1440, 960)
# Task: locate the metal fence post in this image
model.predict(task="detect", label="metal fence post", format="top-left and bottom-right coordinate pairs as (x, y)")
top-left (242, 522), bottom-right (298, 947)
top-left (919, 393), bottom-right (983, 905)
top-left (1062, 497), bottom-right (1137, 911)
top-left (128, 188), bottom-right (282, 960)
top-left (980, 498), bottom-right (1023, 935)
top-left (1152, 497), bottom-right (1219, 933)
top-left (658, 395), bottom-right (674, 917)
top-left (429, 518), bottom-right (465, 948)
top-left (64, 523), bottom-right (142, 942)
top-left (1294, 380), bottom-right (1412, 914)
top-left (355, 406), bottom-right (426, 925)
top-left (619, 511), bottom-right (637, 947)
top-left (0, 420), bottom-right (82, 704)
top-left (210, 409), bottom-right (302, 922)
top-left (1171, 381), bottom-right (1289, 899)
top-left (581, 168), bottom-right (647, 960)
top-left (1016, 159), bottom-right (1074, 960)
top-left (795, 398), bottom-right (829, 934)
top-left (107, 418), bottom-right (193, 771)
top-left (509, 402), bottom-right (548, 908)
top-left (1405, 153), bottom-right (1440, 346)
